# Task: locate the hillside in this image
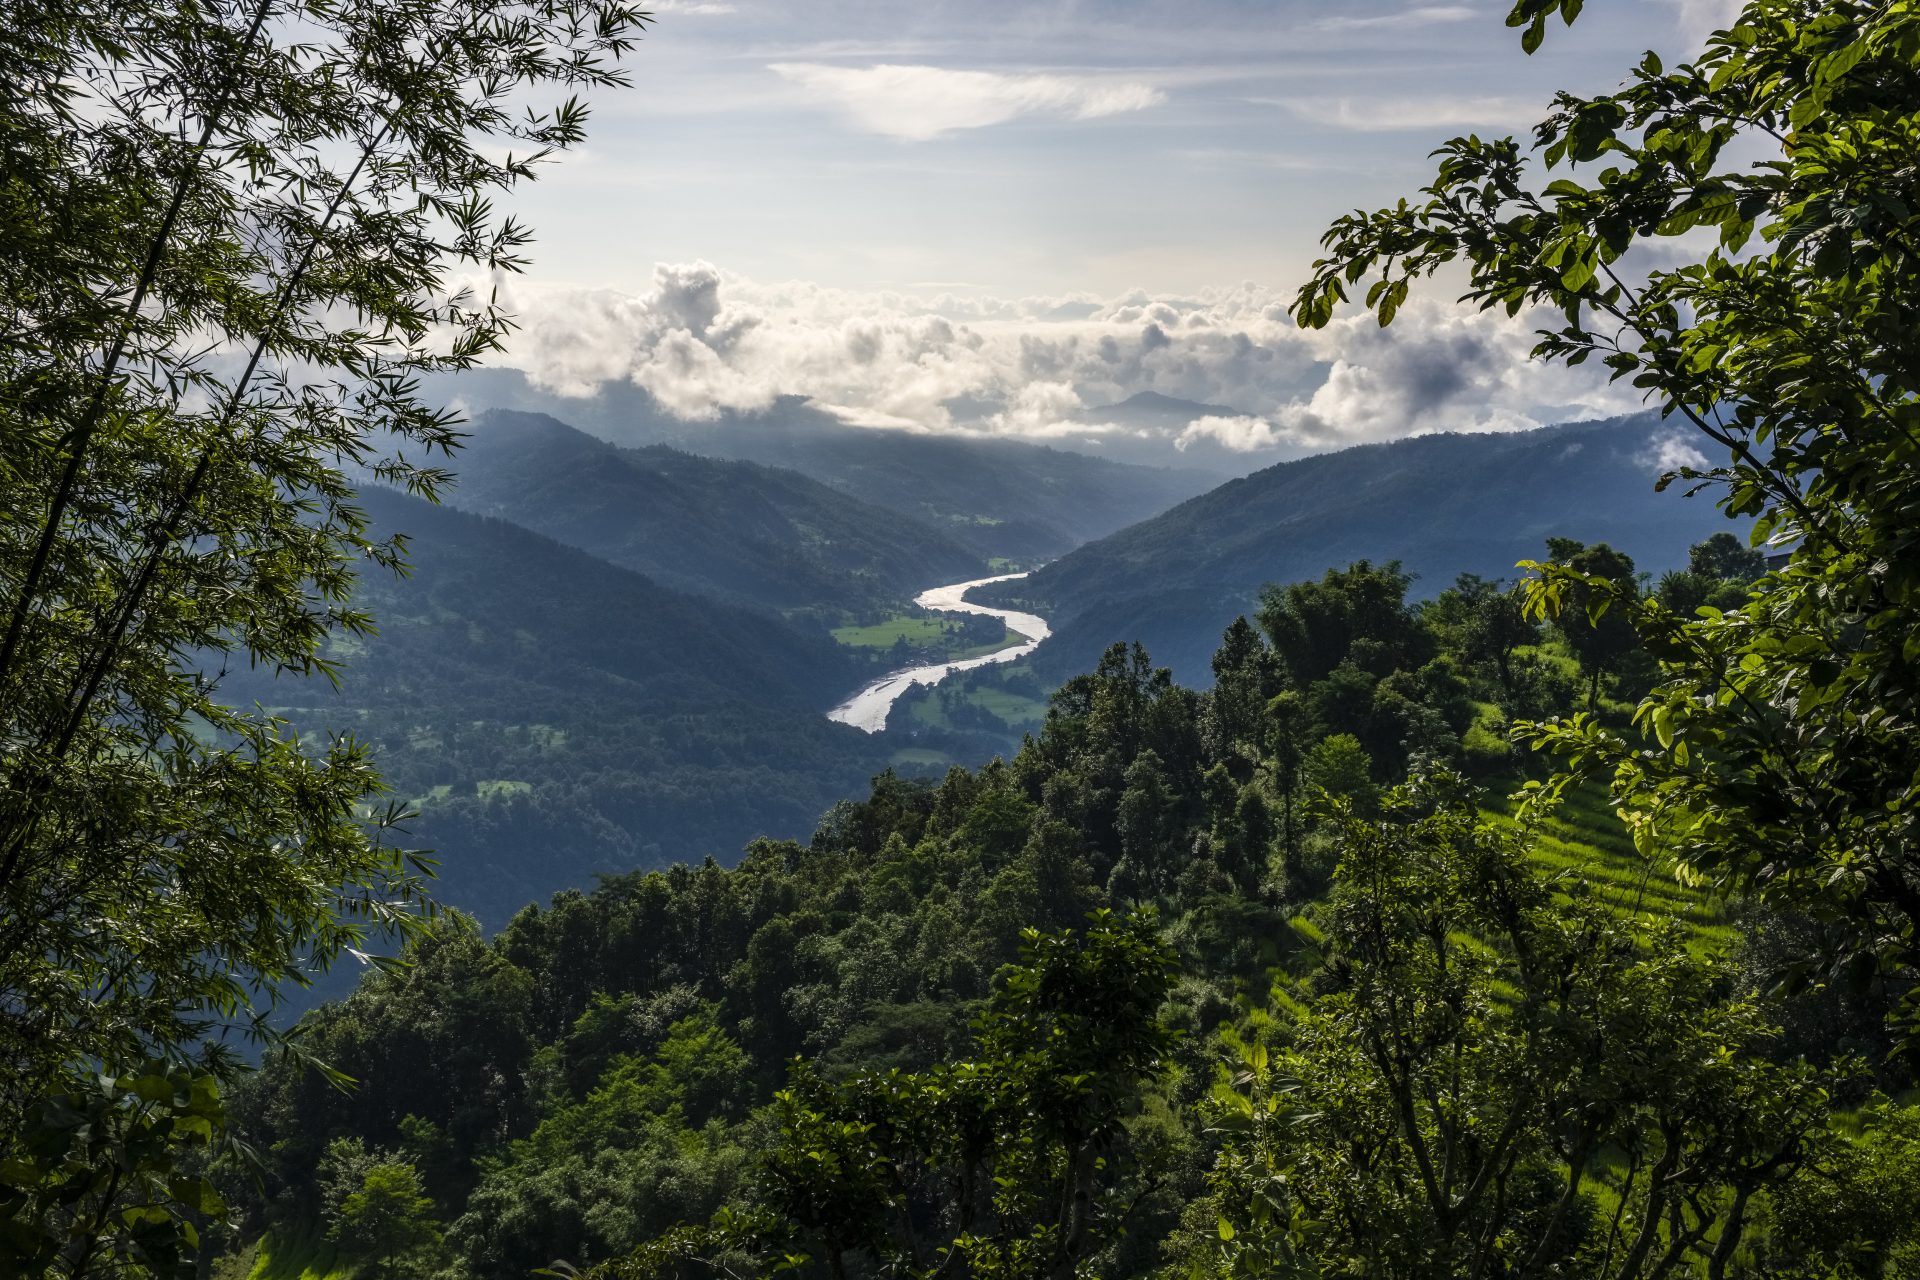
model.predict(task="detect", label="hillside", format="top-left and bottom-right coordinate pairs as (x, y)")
top-left (425, 369), bottom-right (1220, 560)
top-left (221, 486), bottom-right (891, 930)
top-left (447, 411), bottom-right (984, 616)
top-left (996, 414), bottom-right (1740, 682)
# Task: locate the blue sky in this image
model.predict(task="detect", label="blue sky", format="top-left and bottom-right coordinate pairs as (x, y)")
top-left (516, 0), bottom-right (1722, 294)
top-left (476, 0), bottom-right (1735, 466)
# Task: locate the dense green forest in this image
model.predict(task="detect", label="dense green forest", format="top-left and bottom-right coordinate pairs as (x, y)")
top-left (219, 542), bottom-right (1918, 1279)
top-left (216, 485), bottom-right (899, 932)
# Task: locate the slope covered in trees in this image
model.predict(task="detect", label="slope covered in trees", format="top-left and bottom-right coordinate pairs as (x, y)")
top-left (991, 414), bottom-right (1738, 682)
top-left (447, 411), bottom-right (985, 617)
top-left (220, 485), bottom-right (892, 929)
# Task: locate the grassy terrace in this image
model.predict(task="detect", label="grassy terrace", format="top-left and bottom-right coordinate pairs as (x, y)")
top-left (1488, 774), bottom-right (1734, 958)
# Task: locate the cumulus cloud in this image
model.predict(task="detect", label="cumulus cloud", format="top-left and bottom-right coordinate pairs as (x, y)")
top-left (477, 262), bottom-right (1644, 461)
top-left (1643, 427), bottom-right (1711, 473)
top-left (1177, 415), bottom-right (1285, 452)
top-left (767, 63), bottom-right (1166, 140)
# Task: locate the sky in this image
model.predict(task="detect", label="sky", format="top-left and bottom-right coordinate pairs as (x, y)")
top-left (475, 0), bottom-right (1740, 467)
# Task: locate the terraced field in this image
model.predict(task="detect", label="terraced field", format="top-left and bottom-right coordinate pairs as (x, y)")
top-left (1493, 776), bottom-right (1735, 957)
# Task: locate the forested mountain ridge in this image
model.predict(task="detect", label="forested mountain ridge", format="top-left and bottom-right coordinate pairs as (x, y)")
top-left (219, 485), bottom-right (892, 930)
top-left (446, 411), bottom-right (984, 616)
top-left (427, 369), bottom-right (1220, 560)
top-left (991, 413), bottom-right (1737, 682)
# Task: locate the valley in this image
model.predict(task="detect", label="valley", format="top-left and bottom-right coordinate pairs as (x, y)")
top-left (283, 404), bottom-right (1754, 940)
top-left (15, 7), bottom-right (1916, 1279)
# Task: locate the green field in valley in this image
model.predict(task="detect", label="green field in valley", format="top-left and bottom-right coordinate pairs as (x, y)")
top-left (833, 613), bottom-right (1026, 662)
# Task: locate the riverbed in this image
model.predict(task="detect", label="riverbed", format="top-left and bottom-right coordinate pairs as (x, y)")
top-left (827, 572), bottom-right (1051, 733)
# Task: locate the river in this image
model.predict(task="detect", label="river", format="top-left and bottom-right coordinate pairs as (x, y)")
top-left (827, 572), bottom-right (1051, 733)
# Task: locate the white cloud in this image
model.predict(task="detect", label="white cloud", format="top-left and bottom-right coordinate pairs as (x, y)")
top-left (1643, 427), bottom-right (1711, 473)
top-left (649, 0), bottom-right (736, 13)
top-left (1177, 415), bottom-right (1285, 452)
top-left (767, 63), bottom-right (1166, 140)
top-left (1317, 6), bottom-right (1479, 30)
top-left (475, 263), bottom-right (1642, 460)
top-left (1275, 94), bottom-right (1537, 132)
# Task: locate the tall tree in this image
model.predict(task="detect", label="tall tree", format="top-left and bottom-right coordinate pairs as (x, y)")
top-left (1292, 0), bottom-right (1920, 1027)
top-left (0, 0), bottom-right (646, 1254)
top-left (1542, 539), bottom-right (1641, 709)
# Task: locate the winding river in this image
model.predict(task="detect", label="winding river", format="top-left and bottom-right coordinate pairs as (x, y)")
top-left (828, 572), bottom-right (1051, 733)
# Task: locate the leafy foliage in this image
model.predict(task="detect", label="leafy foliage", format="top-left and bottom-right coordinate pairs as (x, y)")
top-left (1293, 0), bottom-right (1920, 1033)
top-left (1190, 776), bottom-right (1840, 1280)
top-left (0, 1066), bottom-right (226, 1279)
top-left (0, 0), bottom-right (647, 1099)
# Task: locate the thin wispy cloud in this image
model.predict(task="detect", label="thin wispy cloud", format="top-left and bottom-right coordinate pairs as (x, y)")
top-left (1274, 94), bottom-right (1537, 132)
top-left (767, 63), bottom-right (1167, 141)
top-left (1317, 5), bottom-right (1479, 31)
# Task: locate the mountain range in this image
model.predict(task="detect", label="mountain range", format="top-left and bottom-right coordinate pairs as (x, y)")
top-left (222, 485), bottom-right (891, 932)
top-left (424, 368), bottom-right (1221, 560)
top-left (986, 413), bottom-right (1741, 683)
top-left (250, 400), bottom-right (1744, 934)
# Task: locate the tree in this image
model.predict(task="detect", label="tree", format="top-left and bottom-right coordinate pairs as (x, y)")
top-left (1257, 560), bottom-right (1424, 687)
top-left (0, 0), bottom-right (646, 1254)
top-left (1264, 691), bottom-right (1311, 873)
top-left (1205, 617), bottom-right (1285, 777)
top-left (1302, 733), bottom-right (1374, 807)
top-left (1687, 532), bottom-right (1765, 585)
top-left (1191, 775), bottom-right (1843, 1280)
top-left (595, 911), bottom-right (1178, 1280)
top-left (1542, 539), bottom-right (1640, 710)
top-left (1292, 0), bottom-right (1920, 1024)
top-left (330, 1159), bottom-right (442, 1278)
top-left (1430, 573), bottom-right (1537, 701)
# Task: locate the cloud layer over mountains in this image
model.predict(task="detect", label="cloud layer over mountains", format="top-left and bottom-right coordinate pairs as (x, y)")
top-left (484, 261), bottom-right (1646, 465)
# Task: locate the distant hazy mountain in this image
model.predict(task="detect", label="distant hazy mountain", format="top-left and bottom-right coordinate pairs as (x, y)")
top-left (224, 486), bottom-right (890, 929)
top-left (424, 369), bottom-right (1220, 560)
top-left (448, 410), bottom-right (984, 616)
top-left (993, 414), bottom-right (1741, 684)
